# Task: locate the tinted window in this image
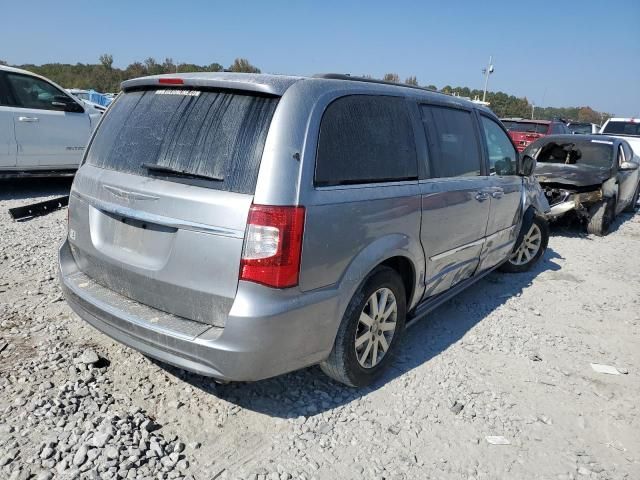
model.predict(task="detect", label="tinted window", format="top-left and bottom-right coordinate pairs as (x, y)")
top-left (0, 73), bottom-right (15, 106)
top-left (86, 89), bottom-right (279, 194)
top-left (602, 121), bottom-right (640, 136)
top-left (422, 105), bottom-right (481, 177)
top-left (5, 72), bottom-right (71, 110)
top-left (315, 95), bottom-right (417, 186)
top-left (568, 123), bottom-right (592, 135)
top-left (503, 121), bottom-right (549, 134)
top-left (480, 116), bottom-right (517, 175)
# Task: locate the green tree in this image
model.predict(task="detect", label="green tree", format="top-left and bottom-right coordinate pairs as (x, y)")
top-left (6, 58), bottom-right (611, 123)
top-left (125, 62), bottom-right (147, 80)
top-left (207, 62), bottom-right (224, 72)
top-left (383, 73), bottom-right (400, 83)
top-left (229, 58), bottom-right (260, 73)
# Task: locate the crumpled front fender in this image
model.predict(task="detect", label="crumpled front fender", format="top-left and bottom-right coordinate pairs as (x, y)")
top-left (523, 175), bottom-right (551, 217)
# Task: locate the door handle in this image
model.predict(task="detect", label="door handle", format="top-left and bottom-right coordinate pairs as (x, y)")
top-left (475, 191), bottom-right (489, 202)
top-left (18, 116), bottom-right (39, 122)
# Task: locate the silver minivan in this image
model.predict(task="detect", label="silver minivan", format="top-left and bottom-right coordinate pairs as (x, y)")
top-left (59, 73), bottom-right (549, 386)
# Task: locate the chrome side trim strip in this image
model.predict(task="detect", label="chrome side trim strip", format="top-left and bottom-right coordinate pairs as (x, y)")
top-left (72, 191), bottom-right (244, 239)
top-left (430, 238), bottom-right (484, 262)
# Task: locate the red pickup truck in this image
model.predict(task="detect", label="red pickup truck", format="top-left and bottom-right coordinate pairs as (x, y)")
top-left (501, 119), bottom-right (570, 152)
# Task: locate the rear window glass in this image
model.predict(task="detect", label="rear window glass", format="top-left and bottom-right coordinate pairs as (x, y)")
top-left (315, 95), bottom-right (418, 186)
top-left (502, 121), bottom-right (549, 134)
top-left (568, 123), bottom-right (593, 135)
top-left (602, 121), bottom-right (640, 136)
top-left (86, 89), bottom-right (279, 194)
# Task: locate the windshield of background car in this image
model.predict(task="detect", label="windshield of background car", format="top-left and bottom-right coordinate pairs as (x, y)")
top-left (85, 88), bottom-right (279, 194)
top-left (502, 121), bottom-right (548, 134)
top-left (532, 139), bottom-right (613, 168)
top-left (568, 123), bottom-right (592, 134)
top-left (602, 121), bottom-right (640, 137)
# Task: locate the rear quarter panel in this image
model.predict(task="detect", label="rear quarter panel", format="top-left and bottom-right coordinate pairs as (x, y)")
top-left (299, 184), bottom-right (424, 310)
top-left (284, 85), bottom-right (426, 312)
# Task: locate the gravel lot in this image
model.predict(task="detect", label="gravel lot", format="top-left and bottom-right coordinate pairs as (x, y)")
top-left (1, 178), bottom-right (639, 480)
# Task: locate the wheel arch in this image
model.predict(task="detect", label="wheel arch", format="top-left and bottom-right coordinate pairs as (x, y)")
top-left (335, 234), bottom-right (423, 321)
top-left (379, 256), bottom-right (416, 309)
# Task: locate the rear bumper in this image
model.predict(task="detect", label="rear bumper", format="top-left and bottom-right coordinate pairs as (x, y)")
top-left (58, 239), bottom-right (341, 381)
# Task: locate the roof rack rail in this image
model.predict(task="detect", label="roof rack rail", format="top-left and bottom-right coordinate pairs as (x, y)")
top-left (312, 73), bottom-right (438, 93)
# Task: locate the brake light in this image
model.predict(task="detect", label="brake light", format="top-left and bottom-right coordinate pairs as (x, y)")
top-left (240, 205), bottom-right (305, 288)
top-left (158, 78), bottom-right (184, 85)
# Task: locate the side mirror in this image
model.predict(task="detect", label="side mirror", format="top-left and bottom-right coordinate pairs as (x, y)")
top-left (51, 95), bottom-right (84, 114)
top-left (619, 161), bottom-right (639, 171)
top-left (518, 154), bottom-right (536, 176)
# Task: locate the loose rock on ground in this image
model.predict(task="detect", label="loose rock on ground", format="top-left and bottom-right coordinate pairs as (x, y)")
top-left (1, 178), bottom-right (639, 479)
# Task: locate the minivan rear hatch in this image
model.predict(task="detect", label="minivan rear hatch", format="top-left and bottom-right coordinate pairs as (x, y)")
top-left (68, 86), bottom-right (279, 327)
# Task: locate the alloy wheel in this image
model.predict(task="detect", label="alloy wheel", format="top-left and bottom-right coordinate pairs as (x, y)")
top-left (354, 287), bottom-right (398, 368)
top-left (510, 223), bottom-right (542, 266)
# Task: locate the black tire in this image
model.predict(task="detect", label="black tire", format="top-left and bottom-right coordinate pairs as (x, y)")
top-left (623, 184), bottom-right (639, 213)
top-left (499, 215), bottom-right (549, 273)
top-left (587, 197), bottom-right (616, 236)
top-left (320, 266), bottom-right (406, 387)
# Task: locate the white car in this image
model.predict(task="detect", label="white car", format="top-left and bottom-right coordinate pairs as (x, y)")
top-left (0, 65), bottom-right (102, 177)
top-left (600, 117), bottom-right (640, 155)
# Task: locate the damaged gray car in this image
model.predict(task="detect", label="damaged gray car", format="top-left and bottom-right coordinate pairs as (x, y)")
top-left (524, 135), bottom-right (640, 235)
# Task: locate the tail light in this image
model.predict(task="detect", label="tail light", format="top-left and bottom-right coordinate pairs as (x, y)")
top-left (240, 205), bottom-right (305, 288)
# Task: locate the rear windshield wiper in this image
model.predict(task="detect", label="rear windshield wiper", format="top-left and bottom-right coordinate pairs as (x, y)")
top-left (142, 163), bottom-right (224, 182)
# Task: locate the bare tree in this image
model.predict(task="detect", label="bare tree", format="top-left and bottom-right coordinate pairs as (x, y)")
top-left (405, 76), bottom-right (418, 86)
top-left (383, 73), bottom-right (400, 83)
top-left (99, 54), bottom-right (113, 70)
top-left (163, 57), bottom-right (176, 73)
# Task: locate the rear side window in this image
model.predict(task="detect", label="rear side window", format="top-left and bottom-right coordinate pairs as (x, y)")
top-left (315, 95), bottom-right (417, 186)
top-left (421, 105), bottom-right (481, 177)
top-left (86, 89), bottom-right (279, 194)
top-left (602, 121), bottom-right (640, 136)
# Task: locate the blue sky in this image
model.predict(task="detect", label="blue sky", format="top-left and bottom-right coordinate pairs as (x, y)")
top-left (2, 0), bottom-right (639, 116)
